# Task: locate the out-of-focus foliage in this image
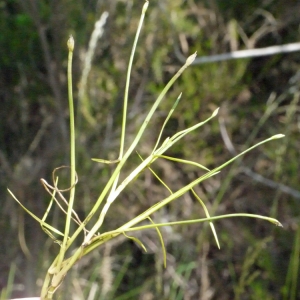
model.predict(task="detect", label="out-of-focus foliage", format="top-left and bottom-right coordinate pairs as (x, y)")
top-left (0, 0), bottom-right (299, 299)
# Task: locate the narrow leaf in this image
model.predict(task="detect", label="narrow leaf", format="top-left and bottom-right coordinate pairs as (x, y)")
top-left (157, 155), bottom-right (210, 172)
top-left (7, 188), bottom-right (64, 237)
top-left (153, 93), bottom-right (182, 152)
top-left (191, 189), bottom-right (220, 249)
top-left (92, 158), bottom-right (120, 164)
top-left (148, 217), bottom-right (167, 268)
top-left (123, 232), bottom-right (147, 252)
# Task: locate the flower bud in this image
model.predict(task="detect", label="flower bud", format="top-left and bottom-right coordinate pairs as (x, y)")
top-left (185, 52), bottom-right (197, 66)
top-left (67, 35), bottom-right (74, 52)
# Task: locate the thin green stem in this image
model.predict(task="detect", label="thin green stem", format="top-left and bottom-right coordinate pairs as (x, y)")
top-left (57, 35), bottom-right (76, 270)
top-left (153, 93), bottom-right (182, 152)
top-left (103, 2), bottom-right (149, 227)
top-left (118, 213), bottom-right (282, 232)
top-left (119, 0), bottom-right (149, 158)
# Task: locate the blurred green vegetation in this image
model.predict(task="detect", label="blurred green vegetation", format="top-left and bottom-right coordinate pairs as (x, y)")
top-left (0, 0), bottom-right (299, 299)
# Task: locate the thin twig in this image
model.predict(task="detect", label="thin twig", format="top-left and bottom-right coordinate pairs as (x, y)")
top-left (176, 42), bottom-right (300, 64)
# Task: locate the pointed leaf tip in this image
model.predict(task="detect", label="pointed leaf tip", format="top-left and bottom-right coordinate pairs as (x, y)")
top-left (143, 1), bottom-right (149, 12)
top-left (212, 107), bottom-right (220, 117)
top-left (186, 52), bottom-right (197, 66)
top-left (272, 134), bottom-right (285, 139)
top-left (269, 218), bottom-right (283, 227)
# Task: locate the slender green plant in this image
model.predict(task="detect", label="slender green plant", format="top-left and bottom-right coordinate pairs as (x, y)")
top-left (0, 263), bottom-right (16, 300)
top-left (7, 1), bottom-right (284, 299)
top-left (282, 225), bottom-right (300, 300)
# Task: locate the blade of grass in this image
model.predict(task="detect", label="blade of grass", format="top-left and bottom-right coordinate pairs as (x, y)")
top-left (104, 1), bottom-right (150, 229)
top-left (147, 164), bottom-right (173, 194)
top-left (56, 35), bottom-right (77, 274)
top-left (137, 152), bottom-right (173, 193)
top-left (119, 213), bottom-right (282, 232)
top-left (155, 108), bottom-right (219, 155)
top-left (91, 158), bottom-right (120, 164)
top-left (148, 217), bottom-right (167, 268)
top-left (7, 188), bottom-right (64, 237)
top-left (0, 262), bottom-right (16, 299)
top-left (157, 155), bottom-right (210, 172)
top-left (123, 232), bottom-right (147, 252)
top-left (153, 93), bottom-right (182, 152)
top-left (119, 0), bottom-right (149, 158)
top-left (282, 225), bottom-right (300, 300)
top-left (191, 188), bottom-right (220, 249)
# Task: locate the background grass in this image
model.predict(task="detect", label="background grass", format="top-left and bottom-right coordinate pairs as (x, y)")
top-left (0, 0), bottom-right (299, 299)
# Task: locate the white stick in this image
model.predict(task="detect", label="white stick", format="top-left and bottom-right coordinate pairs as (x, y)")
top-left (187, 42), bottom-right (300, 64)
